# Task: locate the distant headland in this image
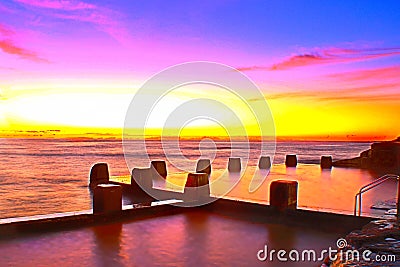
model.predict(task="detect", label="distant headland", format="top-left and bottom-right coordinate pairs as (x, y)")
top-left (333, 136), bottom-right (400, 174)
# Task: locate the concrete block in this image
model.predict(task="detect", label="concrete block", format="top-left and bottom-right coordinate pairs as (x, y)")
top-left (151, 160), bottom-right (167, 179)
top-left (93, 184), bottom-right (122, 214)
top-left (285, 155), bottom-right (297, 167)
top-left (270, 180), bottom-right (298, 211)
top-left (131, 167), bottom-right (153, 192)
top-left (320, 156), bottom-right (333, 169)
top-left (228, 157), bottom-right (241, 172)
top-left (258, 156), bottom-right (271, 169)
top-left (196, 159), bottom-right (212, 175)
top-left (184, 172), bottom-right (210, 202)
top-left (89, 163), bottom-right (109, 188)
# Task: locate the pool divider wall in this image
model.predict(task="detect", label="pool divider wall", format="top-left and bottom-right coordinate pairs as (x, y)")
top-left (151, 160), bottom-right (167, 179)
top-left (258, 156), bottom-right (271, 169)
top-left (89, 163), bottom-right (110, 189)
top-left (196, 159), bottom-right (212, 175)
top-left (93, 184), bottom-right (122, 214)
top-left (270, 180), bottom-right (298, 211)
top-left (228, 157), bottom-right (241, 172)
top-left (321, 156), bottom-right (333, 169)
top-left (285, 155), bottom-right (297, 167)
top-left (184, 172), bottom-right (211, 202)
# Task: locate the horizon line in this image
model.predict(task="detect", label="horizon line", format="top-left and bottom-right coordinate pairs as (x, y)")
top-left (0, 132), bottom-right (396, 142)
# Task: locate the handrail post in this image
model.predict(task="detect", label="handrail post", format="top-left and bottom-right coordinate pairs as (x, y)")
top-left (354, 195), bottom-right (358, 216)
top-left (359, 194), bottom-right (362, 216)
top-left (397, 177), bottom-right (400, 221)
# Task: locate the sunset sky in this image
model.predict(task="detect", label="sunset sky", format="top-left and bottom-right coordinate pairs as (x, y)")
top-left (0, 0), bottom-right (399, 140)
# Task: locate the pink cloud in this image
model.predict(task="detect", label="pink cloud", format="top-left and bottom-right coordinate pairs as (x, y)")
top-left (0, 39), bottom-right (49, 62)
top-left (0, 23), bottom-right (48, 63)
top-left (270, 53), bottom-right (324, 70)
top-left (327, 65), bottom-right (400, 82)
top-left (237, 47), bottom-right (400, 71)
top-left (260, 64), bottom-right (400, 103)
top-left (14, 0), bottom-right (96, 11)
top-left (265, 83), bottom-right (400, 103)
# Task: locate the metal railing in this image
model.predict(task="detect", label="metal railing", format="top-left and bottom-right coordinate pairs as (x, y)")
top-left (354, 174), bottom-right (399, 216)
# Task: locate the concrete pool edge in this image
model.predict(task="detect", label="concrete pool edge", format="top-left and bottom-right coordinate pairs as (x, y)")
top-left (0, 198), bottom-right (373, 240)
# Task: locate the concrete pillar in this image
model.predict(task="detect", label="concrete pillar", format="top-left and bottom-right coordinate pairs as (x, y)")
top-left (228, 157), bottom-right (241, 172)
top-left (93, 184), bottom-right (122, 214)
top-left (285, 155), bottom-right (297, 167)
top-left (131, 167), bottom-right (153, 192)
top-left (270, 180), bottom-right (298, 211)
top-left (397, 175), bottom-right (400, 221)
top-left (259, 156), bottom-right (271, 169)
top-left (196, 159), bottom-right (212, 175)
top-left (89, 163), bottom-right (109, 188)
top-left (320, 156), bottom-right (333, 169)
top-left (184, 172), bottom-right (210, 202)
top-left (151, 160), bottom-right (167, 179)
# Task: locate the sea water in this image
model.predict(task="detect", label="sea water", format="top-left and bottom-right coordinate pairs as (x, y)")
top-left (0, 138), bottom-right (393, 219)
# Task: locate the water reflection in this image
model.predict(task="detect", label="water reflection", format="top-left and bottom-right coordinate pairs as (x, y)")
top-left (0, 211), bottom-right (349, 266)
top-left (92, 223), bottom-right (124, 267)
top-left (183, 212), bottom-right (210, 266)
top-left (267, 224), bottom-right (297, 251)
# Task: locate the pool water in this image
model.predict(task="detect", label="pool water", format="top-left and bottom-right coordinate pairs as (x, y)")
top-left (0, 210), bottom-right (343, 266)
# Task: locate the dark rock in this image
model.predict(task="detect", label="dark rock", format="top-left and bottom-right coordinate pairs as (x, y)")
top-left (329, 219), bottom-right (400, 266)
top-left (370, 139), bottom-right (400, 173)
top-left (332, 157), bottom-right (361, 168)
top-left (332, 137), bottom-right (400, 174)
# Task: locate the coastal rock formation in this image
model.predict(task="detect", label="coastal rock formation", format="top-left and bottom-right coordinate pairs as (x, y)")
top-left (326, 219), bottom-right (400, 266)
top-left (333, 137), bottom-right (400, 174)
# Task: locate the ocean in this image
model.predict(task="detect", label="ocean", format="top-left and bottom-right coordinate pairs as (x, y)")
top-left (0, 138), bottom-right (395, 219)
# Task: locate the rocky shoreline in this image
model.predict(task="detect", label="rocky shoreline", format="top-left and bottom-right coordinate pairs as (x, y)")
top-left (333, 137), bottom-right (400, 174)
top-left (324, 218), bottom-right (400, 266)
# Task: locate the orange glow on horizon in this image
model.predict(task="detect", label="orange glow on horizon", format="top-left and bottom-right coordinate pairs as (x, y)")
top-left (1, 90), bottom-right (398, 141)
